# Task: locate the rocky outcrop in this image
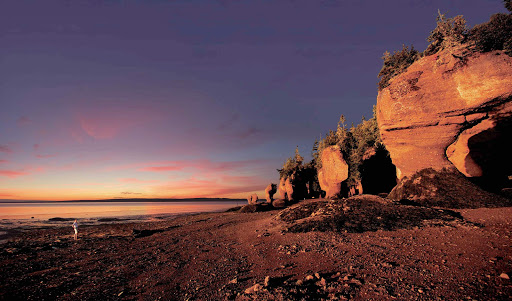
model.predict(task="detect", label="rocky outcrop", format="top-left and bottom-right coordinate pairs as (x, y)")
top-left (247, 194), bottom-right (259, 204)
top-left (279, 177), bottom-right (291, 200)
top-left (377, 48), bottom-right (512, 186)
top-left (388, 168), bottom-right (511, 208)
top-left (265, 183), bottom-right (277, 203)
top-left (279, 174), bottom-right (308, 202)
top-left (277, 195), bottom-right (468, 233)
top-left (317, 145), bottom-right (349, 198)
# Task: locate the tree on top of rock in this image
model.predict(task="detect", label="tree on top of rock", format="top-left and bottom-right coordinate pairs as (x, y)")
top-left (379, 6), bottom-right (512, 91)
top-left (424, 10), bottom-right (468, 56)
top-left (278, 147), bottom-right (305, 179)
top-left (505, 0), bottom-right (512, 12)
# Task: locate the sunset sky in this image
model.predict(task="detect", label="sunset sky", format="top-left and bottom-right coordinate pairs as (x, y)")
top-left (0, 0), bottom-right (507, 200)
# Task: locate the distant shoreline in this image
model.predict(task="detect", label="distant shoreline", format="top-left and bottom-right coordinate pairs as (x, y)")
top-left (0, 198), bottom-right (246, 203)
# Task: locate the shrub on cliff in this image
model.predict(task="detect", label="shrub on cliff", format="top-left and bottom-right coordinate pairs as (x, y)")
top-left (378, 8), bottom-right (512, 90)
top-left (504, 0), bottom-right (512, 12)
top-left (315, 108), bottom-right (384, 187)
top-left (377, 45), bottom-right (419, 90)
top-left (469, 13), bottom-right (512, 55)
top-left (423, 12), bottom-right (468, 56)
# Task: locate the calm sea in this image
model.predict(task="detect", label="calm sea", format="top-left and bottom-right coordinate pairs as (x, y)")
top-left (0, 201), bottom-right (242, 220)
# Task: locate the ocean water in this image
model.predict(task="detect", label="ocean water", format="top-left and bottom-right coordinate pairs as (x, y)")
top-left (0, 201), bottom-right (242, 229)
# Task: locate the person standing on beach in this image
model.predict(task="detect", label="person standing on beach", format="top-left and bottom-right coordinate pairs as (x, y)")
top-left (72, 220), bottom-right (78, 240)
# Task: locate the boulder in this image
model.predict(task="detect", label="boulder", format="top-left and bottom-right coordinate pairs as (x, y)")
top-left (247, 193), bottom-right (259, 204)
top-left (272, 198), bottom-right (287, 208)
top-left (388, 168), bottom-right (512, 208)
top-left (317, 145), bottom-right (349, 198)
top-left (377, 48), bottom-right (512, 186)
top-left (265, 183), bottom-right (277, 203)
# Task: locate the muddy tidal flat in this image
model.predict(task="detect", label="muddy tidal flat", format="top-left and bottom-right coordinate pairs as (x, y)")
top-left (1, 199), bottom-right (511, 300)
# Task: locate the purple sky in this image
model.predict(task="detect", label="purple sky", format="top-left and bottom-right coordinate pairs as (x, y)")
top-left (0, 0), bottom-right (507, 200)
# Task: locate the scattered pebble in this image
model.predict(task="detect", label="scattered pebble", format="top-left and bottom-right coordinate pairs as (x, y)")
top-left (499, 273), bottom-right (509, 280)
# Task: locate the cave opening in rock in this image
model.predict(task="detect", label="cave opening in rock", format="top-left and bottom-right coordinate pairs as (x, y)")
top-left (466, 116), bottom-right (512, 194)
top-left (360, 145), bottom-right (398, 195)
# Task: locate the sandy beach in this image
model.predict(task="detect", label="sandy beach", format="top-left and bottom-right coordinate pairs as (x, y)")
top-left (1, 198), bottom-right (511, 300)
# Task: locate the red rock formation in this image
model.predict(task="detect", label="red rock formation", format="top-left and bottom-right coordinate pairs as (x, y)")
top-left (377, 48), bottom-right (512, 182)
top-left (279, 174), bottom-right (308, 202)
top-left (279, 177), bottom-right (291, 200)
top-left (264, 183), bottom-right (277, 203)
top-left (247, 194), bottom-right (259, 204)
top-left (317, 145), bottom-right (349, 198)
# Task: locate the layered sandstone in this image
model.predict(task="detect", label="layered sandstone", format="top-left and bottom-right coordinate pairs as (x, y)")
top-left (377, 48), bottom-right (512, 181)
top-left (317, 145), bottom-right (349, 198)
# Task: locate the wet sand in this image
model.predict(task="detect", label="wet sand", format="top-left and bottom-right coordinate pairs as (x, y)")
top-left (1, 200), bottom-right (511, 300)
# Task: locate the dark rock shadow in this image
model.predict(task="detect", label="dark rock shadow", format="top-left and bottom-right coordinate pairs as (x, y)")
top-left (277, 195), bottom-right (476, 234)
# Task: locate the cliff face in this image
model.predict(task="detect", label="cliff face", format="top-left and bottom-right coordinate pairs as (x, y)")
top-left (377, 48), bottom-right (512, 184)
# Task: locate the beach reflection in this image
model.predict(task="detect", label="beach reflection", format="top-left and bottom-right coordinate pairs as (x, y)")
top-left (0, 201), bottom-right (241, 220)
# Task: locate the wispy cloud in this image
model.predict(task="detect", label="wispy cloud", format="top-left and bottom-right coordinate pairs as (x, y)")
top-left (16, 116), bottom-right (31, 126)
top-left (36, 154), bottom-right (56, 159)
top-left (0, 145), bottom-right (12, 153)
top-left (218, 113), bottom-right (240, 131)
top-left (236, 127), bottom-right (264, 139)
top-left (141, 165), bottom-right (186, 172)
top-left (0, 160), bottom-right (7, 164)
top-left (119, 178), bottom-right (159, 184)
top-left (151, 176), bottom-right (266, 198)
top-left (0, 170), bottom-right (29, 178)
top-left (76, 106), bottom-right (155, 140)
top-left (139, 159), bottom-right (268, 173)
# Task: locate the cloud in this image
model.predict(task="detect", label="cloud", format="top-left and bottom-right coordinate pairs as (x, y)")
top-left (119, 178), bottom-right (159, 184)
top-left (0, 160), bottom-right (7, 164)
top-left (76, 106), bottom-right (155, 140)
top-left (218, 113), bottom-right (240, 131)
top-left (139, 159), bottom-right (268, 173)
top-left (141, 165), bottom-right (186, 172)
top-left (36, 154), bottom-right (56, 159)
top-left (16, 116), bottom-right (31, 126)
top-left (120, 191), bottom-right (142, 195)
top-left (0, 170), bottom-right (29, 178)
top-left (151, 176), bottom-right (266, 198)
top-left (236, 127), bottom-right (264, 139)
top-left (79, 117), bottom-right (120, 139)
top-left (0, 145), bottom-right (12, 153)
